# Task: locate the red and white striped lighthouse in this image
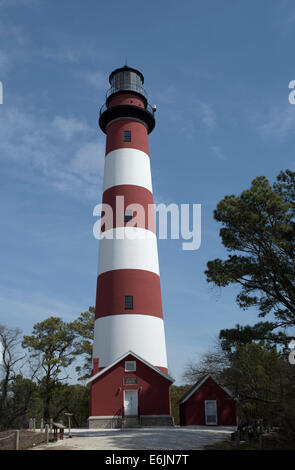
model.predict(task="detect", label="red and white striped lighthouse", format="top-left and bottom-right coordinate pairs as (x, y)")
top-left (87, 66), bottom-right (174, 428)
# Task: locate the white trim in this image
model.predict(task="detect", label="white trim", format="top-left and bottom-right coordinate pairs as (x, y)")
top-left (178, 375), bottom-right (210, 404)
top-left (103, 148), bottom-right (153, 193)
top-left (86, 350), bottom-right (174, 385)
top-left (178, 374), bottom-right (236, 404)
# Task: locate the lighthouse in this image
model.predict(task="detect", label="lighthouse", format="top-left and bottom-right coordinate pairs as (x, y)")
top-left (87, 65), bottom-right (174, 428)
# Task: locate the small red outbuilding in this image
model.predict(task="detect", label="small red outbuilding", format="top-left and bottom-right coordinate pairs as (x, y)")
top-left (178, 374), bottom-right (237, 426)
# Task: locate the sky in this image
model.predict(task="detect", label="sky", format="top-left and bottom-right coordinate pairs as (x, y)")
top-left (0, 0), bottom-right (295, 385)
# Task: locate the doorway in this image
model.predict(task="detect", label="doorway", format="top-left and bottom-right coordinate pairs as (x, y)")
top-left (205, 400), bottom-right (218, 425)
top-left (124, 390), bottom-right (138, 416)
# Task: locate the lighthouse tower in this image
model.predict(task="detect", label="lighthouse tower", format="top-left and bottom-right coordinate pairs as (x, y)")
top-left (87, 66), bottom-right (174, 428)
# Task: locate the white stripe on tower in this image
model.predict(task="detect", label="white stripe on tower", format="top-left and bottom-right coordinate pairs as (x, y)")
top-left (98, 227), bottom-right (159, 276)
top-left (93, 315), bottom-right (168, 370)
top-left (103, 148), bottom-right (153, 193)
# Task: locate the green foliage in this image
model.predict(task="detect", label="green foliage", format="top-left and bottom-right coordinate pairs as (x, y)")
top-left (224, 342), bottom-right (282, 401)
top-left (22, 316), bottom-right (76, 372)
top-left (205, 169), bottom-right (295, 343)
top-left (219, 321), bottom-right (291, 352)
top-left (0, 375), bottom-right (41, 430)
top-left (203, 169), bottom-right (295, 436)
top-left (0, 309), bottom-right (94, 428)
top-left (69, 307), bottom-right (94, 381)
top-left (22, 316), bottom-right (77, 421)
top-left (184, 338), bottom-right (295, 437)
top-left (222, 342), bottom-right (295, 432)
top-left (50, 383), bottom-right (90, 427)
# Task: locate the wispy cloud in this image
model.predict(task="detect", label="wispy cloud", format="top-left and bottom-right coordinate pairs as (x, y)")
top-left (72, 141), bottom-right (105, 184)
top-left (255, 104), bottom-right (295, 141)
top-left (201, 103), bottom-right (216, 130)
top-left (41, 47), bottom-right (81, 64)
top-left (0, 21), bottom-right (28, 72)
top-left (0, 50), bottom-right (8, 67)
top-left (0, 105), bottom-right (105, 200)
top-left (179, 99), bottom-right (217, 139)
top-left (53, 116), bottom-right (90, 141)
top-left (154, 84), bottom-right (177, 105)
top-left (83, 70), bottom-right (108, 91)
top-left (158, 89), bottom-right (217, 139)
top-left (211, 145), bottom-right (227, 161)
top-left (0, 287), bottom-right (85, 327)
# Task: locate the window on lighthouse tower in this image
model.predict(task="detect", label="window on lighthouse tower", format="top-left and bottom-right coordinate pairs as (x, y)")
top-left (123, 130), bottom-right (131, 142)
top-left (124, 209), bottom-right (133, 222)
top-left (125, 295), bottom-right (133, 310)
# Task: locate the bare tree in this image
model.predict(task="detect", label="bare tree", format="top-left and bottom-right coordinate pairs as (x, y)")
top-left (182, 338), bottom-right (230, 385)
top-left (0, 324), bottom-right (25, 428)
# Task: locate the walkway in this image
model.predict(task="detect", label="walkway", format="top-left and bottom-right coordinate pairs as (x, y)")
top-left (32, 426), bottom-right (236, 450)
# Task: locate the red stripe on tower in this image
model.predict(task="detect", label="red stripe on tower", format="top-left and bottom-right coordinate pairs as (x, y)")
top-left (106, 119), bottom-right (149, 155)
top-left (101, 185), bottom-right (156, 232)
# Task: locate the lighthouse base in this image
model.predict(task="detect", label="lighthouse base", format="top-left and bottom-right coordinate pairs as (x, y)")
top-left (88, 415), bottom-right (174, 429)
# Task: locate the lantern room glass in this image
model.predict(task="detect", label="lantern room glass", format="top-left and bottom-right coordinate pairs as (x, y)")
top-left (110, 70), bottom-right (143, 94)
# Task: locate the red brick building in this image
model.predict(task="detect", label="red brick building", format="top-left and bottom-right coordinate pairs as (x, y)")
top-left (87, 351), bottom-right (174, 428)
top-left (178, 374), bottom-right (237, 426)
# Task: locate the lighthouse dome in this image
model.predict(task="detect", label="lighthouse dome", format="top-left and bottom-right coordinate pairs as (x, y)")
top-left (108, 65), bottom-right (145, 97)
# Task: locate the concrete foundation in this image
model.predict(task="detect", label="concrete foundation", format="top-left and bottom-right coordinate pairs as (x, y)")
top-left (88, 416), bottom-right (122, 429)
top-left (140, 415), bottom-right (174, 427)
top-left (88, 415), bottom-right (174, 428)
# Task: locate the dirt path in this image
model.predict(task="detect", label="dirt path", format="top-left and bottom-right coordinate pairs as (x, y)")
top-left (31, 426), bottom-right (235, 451)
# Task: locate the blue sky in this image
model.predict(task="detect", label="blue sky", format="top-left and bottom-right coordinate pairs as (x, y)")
top-left (1, 0), bottom-right (295, 384)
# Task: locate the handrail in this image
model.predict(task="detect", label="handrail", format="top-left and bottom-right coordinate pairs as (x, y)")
top-left (0, 433), bottom-right (15, 441)
top-left (99, 102), bottom-right (155, 119)
top-left (106, 85), bottom-right (148, 100)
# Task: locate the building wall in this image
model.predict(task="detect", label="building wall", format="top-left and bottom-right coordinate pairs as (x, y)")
top-left (90, 354), bottom-right (171, 417)
top-left (179, 377), bottom-right (236, 426)
top-left (108, 93), bottom-right (146, 110)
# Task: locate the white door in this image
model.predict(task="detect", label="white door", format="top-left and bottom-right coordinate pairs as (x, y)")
top-left (124, 390), bottom-right (138, 416)
top-left (205, 400), bottom-right (218, 425)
